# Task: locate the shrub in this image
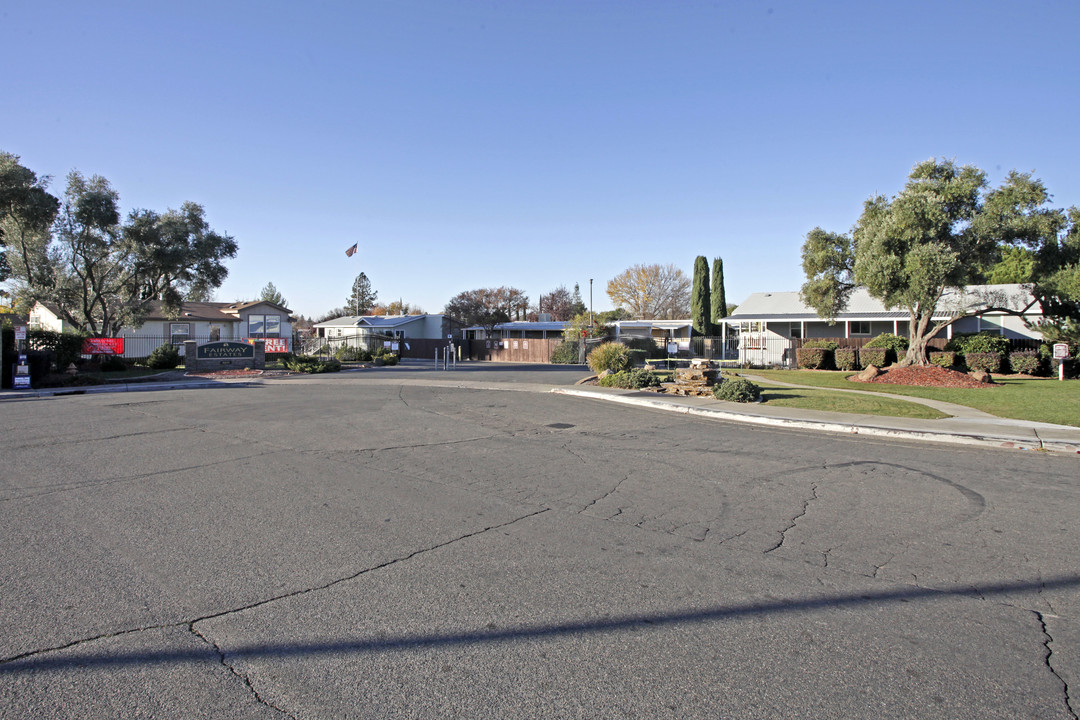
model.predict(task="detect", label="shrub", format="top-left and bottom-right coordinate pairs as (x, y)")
top-left (621, 336), bottom-right (659, 355)
top-left (587, 342), bottom-right (634, 374)
top-left (147, 344), bottom-right (181, 370)
top-left (796, 347), bottom-right (831, 369)
top-left (372, 347), bottom-right (398, 365)
top-left (626, 349), bottom-right (647, 367)
top-left (335, 346), bottom-right (371, 362)
top-left (1008, 350), bottom-right (1042, 375)
top-left (712, 377), bottom-right (761, 403)
top-left (964, 352), bottom-right (1003, 373)
top-left (285, 355), bottom-right (341, 373)
top-left (598, 368), bottom-right (662, 389)
top-left (834, 347), bottom-right (858, 371)
top-left (100, 355), bottom-right (128, 372)
top-left (859, 347), bottom-right (889, 368)
top-left (929, 351), bottom-right (959, 368)
top-left (945, 332), bottom-right (1010, 356)
top-left (28, 329), bottom-right (87, 370)
top-left (802, 339), bottom-right (840, 351)
top-left (550, 340), bottom-right (580, 364)
top-left (864, 333), bottom-right (909, 353)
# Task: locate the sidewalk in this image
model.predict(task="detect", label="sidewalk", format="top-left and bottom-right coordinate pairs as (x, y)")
top-left (552, 385), bottom-right (1080, 456)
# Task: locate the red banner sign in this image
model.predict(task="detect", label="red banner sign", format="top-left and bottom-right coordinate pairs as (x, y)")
top-left (82, 337), bottom-right (125, 355)
top-left (243, 337), bottom-right (289, 353)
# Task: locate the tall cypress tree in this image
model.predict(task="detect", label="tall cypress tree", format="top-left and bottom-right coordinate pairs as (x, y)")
top-left (711, 256), bottom-right (728, 323)
top-left (691, 255), bottom-right (712, 336)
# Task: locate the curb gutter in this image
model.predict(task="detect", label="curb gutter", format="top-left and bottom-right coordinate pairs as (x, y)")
top-left (552, 388), bottom-right (1080, 456)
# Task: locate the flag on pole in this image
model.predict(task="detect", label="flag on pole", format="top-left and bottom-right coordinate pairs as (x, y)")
top-left (345, 243), bottom-right (358, 257)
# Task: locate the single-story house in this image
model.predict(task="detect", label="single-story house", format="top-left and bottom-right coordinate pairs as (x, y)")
top-left (29, 300), bottom-right (295, 356)
top-left (722, 283), bottom-right (1044, 366)
top-left (311, 314), bottom-right (463, 351)
top-left (613, 319), bottom-right (694, 341)
top-left (463, 320), bottom-right (568, 340)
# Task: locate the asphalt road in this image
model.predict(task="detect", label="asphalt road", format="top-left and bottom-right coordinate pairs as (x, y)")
top-left (1, 366), bottom-right (1078, 719)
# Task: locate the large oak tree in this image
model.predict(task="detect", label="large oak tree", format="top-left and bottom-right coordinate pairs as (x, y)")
top-left (606, 263), bottom-right (690, 320)
top-left (800, 158), bottom-right (1074, 364)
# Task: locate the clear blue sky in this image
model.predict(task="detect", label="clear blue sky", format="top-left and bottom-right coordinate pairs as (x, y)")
top-left (3, 1), bottom-right (1078, 318)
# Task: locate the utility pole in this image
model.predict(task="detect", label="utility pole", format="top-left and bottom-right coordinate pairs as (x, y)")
top-left (589, 279), bottom-right (593, 328)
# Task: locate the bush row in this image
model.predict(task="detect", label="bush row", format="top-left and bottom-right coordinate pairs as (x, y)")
top-left (797, 343), bottom-right (1062, 375)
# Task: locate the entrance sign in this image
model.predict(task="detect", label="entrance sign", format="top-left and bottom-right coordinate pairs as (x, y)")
top-left (14, 326), bottom-right (26, 341)
top-left (196, 341), bottom-right (254, 360)
top-left (83, 338), bottom-right (124, 355)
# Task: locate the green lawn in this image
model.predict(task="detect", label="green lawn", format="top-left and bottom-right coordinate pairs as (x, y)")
top-left (753, 383), bottom-right (948, 420)
top-left (747, 369), bottom-right (1080, 427)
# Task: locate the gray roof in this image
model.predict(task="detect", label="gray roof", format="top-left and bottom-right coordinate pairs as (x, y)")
top-left (464, 321), bottom-right (568, 332)
top-left (314, 314), bottom-right (433, 329)
top-left (728, 284), bottom-right (1038, 321)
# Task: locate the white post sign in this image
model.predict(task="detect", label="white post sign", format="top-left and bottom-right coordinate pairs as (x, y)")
top-left (14, 325), bottom-right (27, 341)
top-left (1054, 343), bottom-right (1069, 381)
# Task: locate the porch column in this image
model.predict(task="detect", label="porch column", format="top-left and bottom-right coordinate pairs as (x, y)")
top-left (845, 321), bottom-right (850, 338)
top-left (893, 320), bottom-right (898, 335)
top-left (801, 320), bottom-right (806, 338)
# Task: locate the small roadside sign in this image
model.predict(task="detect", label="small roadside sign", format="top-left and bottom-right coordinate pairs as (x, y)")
top-left (14, 326), bottom-right (27, 341)
top-left (1053, 343), bottom-right (1069, 360)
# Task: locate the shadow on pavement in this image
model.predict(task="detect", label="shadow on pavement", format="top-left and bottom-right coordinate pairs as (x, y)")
top-left (3, 574), bottom-right (1075, 673)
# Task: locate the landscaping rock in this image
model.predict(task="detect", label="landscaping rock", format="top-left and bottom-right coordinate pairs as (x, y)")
top-left (598, 369), bottom-right (613, 379)
top-left (857, 364), bottom-right (881, 381)
top-left (969, 369), bottom-right (992, 384)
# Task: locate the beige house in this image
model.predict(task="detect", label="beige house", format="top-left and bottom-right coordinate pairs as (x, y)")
top-left (29, 300), bottom-right (295, 356)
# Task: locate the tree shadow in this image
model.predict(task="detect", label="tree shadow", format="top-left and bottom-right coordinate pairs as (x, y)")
top-left (3, 575), bottom-right (1076, 673)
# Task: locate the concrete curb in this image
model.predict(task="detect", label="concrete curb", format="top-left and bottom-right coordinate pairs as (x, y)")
top-left (552, 387), bottom-right (1080, 456)
top-left (1, 379), bottom-right (235, 399)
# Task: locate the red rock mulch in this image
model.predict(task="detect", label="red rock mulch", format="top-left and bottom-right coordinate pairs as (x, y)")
top-left (184, 369), bottom-right (264, 379)
top-left (848, 365), bottom-right (996, 389)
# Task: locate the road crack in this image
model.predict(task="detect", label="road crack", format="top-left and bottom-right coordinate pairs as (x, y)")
top-left (580, 473), bottom-right (631, 515)
top-left (764, 483), bottom-right (818, 554)
top-left (1034, 611), bottom-right (1077, 720)
top-left (188, 623), bottom-right (298, 718)
top-left (0, 509), bottom-right (549, 671)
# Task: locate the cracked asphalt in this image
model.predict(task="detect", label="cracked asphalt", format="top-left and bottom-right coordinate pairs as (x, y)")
top-left (1, 365), bottom-right (1079, 719)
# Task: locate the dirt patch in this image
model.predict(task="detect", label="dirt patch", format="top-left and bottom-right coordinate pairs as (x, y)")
top-left (848, 365), bottom-right (996, 389)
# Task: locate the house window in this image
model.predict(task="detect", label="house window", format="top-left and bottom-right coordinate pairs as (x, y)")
top-left (849, 321), bottom-right (871, 335)
top-left (248, 314), bottom-right (281, 338)
top-left (790, 323), bottom-right (802, 339)
top-left (170, 323), bottom-right (190, 345)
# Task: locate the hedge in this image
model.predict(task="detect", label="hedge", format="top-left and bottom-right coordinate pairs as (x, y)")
top-left (859, 347), bottom-right (889, 368)
top-left (965, 352), bottom-right (1003, 373)
top-left (796, 347), bottom-right (831, 369)
top-left (929, 351), bottom-right (959, 368)
top-left (1008, 350), bottom-right (1042, 375)
top-left (833, 347), bottom-right (858, 371)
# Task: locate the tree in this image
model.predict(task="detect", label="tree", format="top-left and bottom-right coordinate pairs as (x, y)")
top-left (0, 151), bottom-right (59, 289)
top-left (538, 285), bottom-right (575, 321)
top-left (443, 286), bottom-right (528, 335)
top-left (347, 272), bottom-right (377, 315)
top-left (384, 299), bottom-right (424, 315)
top-left (691, 256), bottom-right (712, 336)
top-left (9, 165), bottom-right (237, 336)
top-left (800, 158), bottom-right (1073, 364)
top-left (1029, 206), bottom-right (1080, 345)
top-left (606, 263), bottom-right (691, 319)
top-left (711, 256), bottom-right (728, 323)
top-left (259, 282), bottom-right (287, 307)
top-left (570, 283), bottom-right (587, 317)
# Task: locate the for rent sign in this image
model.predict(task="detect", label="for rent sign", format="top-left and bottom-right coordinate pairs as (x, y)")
top-left (82, 338), bottom-right (125, 355)
top-left (245, 337), bottom-right (288, 353)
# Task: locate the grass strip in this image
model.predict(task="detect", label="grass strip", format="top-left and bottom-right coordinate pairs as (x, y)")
top-left (748, 369), bottom-right (1080, 427)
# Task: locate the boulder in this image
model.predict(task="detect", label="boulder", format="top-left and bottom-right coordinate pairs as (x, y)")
top-left (598, 369), bottom-right (613, 379)
top-left (969, 369), bottom-right (992, 384)
top-left (857, 364), bottom-right (881, 381)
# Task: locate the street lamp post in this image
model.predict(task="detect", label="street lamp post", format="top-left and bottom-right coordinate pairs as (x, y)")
top-left (589, 279), bottom-right (593, 329)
